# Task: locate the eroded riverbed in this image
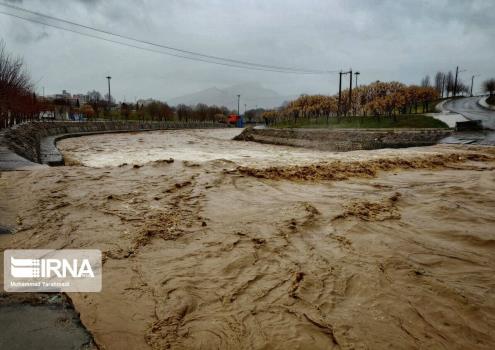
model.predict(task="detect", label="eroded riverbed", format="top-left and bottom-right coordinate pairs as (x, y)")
top-left (1, 129), bottom-right (495, 349)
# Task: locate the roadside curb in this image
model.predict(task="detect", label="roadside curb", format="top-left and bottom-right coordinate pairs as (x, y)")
top-left (435, 100), bottom-right (450, 113)
top-left (430, 99), bottom-right (468, 128)
top-left (478, 96), bottom-right (495, 111)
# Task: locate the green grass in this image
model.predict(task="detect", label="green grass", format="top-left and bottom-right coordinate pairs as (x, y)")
top-left (273, 114), bottom-right (449, 129)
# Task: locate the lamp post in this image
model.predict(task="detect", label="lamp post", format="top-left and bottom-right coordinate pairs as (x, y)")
top-left (348, 69), bottom-right (353, 115)
top-left (354, 71), bottom-right (360, 88)
top-left (354, 72), bottom-right (360, 115)
top-left (338, 71), bottom-right (343, 117)
top-left (106, 76), bottom-right (112, 119)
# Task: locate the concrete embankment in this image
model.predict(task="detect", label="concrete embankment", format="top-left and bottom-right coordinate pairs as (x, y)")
top-left (234, 127), bottom-right (451, 151)
top-left (478, 96), bottom-right (495, 111)
top-left (0, 121), bottom-right (225, 169)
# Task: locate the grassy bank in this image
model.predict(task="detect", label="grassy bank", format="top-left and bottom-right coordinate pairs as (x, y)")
top-left (273, 114), bottom-right (449, 129)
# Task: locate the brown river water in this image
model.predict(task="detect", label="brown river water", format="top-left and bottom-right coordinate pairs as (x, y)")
top-left (1, 128), bottom-right (495, 349)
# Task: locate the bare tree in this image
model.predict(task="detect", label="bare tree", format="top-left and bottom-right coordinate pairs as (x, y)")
top-left (87, 90), bottom-right (102, 102)
top-left (445, 71), bottom-right (455, 97)
top-left (194, 103), bottom-right (209, 121)
top-left (176, 104), bottom-right (192, 122)
top-left (456, 80), bottom-right (469, 96)
top-left (483, 78), bottom-right (495, 96)
top-left (87, 90), bottom-right (104, 118)
top-left (0, 39), bottom-right (36, 128)
top-left (420, 75), bottom-right (431, 88)
top-left (434, 72), bottom-right (445, 97)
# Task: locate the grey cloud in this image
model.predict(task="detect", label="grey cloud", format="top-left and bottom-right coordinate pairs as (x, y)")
top-left (0, 0), bottom-right (493, 102)
top-left (76, 0), bottom-right (100, 7)
top-left (9, 22), bottom-right (49, 44)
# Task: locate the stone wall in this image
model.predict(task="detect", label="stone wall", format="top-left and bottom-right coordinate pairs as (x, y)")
top-left (234, 127), bottom-right (451, 151)
top-left (4, 121), bottom-right (226, 165)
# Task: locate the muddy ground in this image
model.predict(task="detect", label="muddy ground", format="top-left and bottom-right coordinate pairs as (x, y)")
top-left (1, 129), bottom-right (495, 349)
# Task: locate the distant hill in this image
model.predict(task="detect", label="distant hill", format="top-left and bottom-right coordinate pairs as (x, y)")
top-left (168, 82), bottom-right (295, 109)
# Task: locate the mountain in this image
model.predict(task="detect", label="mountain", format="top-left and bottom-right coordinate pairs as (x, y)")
top-left (167, 82), bottom-right (295, 109)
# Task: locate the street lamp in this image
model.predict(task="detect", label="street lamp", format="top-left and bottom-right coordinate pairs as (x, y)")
top-left (354, 72), bottom-right (361, 115)
top-left (106, 76), bottom-right (112, 120)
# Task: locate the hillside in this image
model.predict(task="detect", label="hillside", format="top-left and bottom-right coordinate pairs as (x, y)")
top-left (168, 82), bottom-right (294, 109)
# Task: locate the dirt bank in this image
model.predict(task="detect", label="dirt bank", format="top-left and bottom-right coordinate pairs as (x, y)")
top-left (1, 129), bottom-right (495, 349)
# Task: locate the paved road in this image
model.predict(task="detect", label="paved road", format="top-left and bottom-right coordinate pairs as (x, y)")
top-left (444, 97), bottom-right (495, 130)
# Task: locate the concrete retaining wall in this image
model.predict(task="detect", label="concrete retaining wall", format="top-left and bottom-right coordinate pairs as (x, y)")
top-left (234, 127), bottom-right (451, 151)
top-left (3, 121), bottom-right (226, 166)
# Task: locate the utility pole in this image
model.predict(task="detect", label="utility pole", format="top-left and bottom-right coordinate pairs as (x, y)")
top-left (338, 71), bottom-right (343, 117)
top-left (453, 66), bottom-right (459, 98)
top-left (453, 67), bottom-right (467, 97)
top-left (441, 75), bottom-right (445, 98)
top-left (470, 75), bottom-right (479, 97)
top-left (348, 69), bottom-right (353, 116)
top-left (244, 103), bottom-right (247, 114)
top-left (106, 76), bottom-right (112, 119)
top-left (237, 94), bottom-right (240, 116)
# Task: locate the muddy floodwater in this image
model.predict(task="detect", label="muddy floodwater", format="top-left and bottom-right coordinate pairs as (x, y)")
top-left (1, 129), bottom-right (495, 350)
top-left (57, 128), bottom-right (462, 167)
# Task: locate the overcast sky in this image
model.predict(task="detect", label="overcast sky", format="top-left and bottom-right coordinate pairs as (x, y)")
top-left (1, 0), bottom-right (494, 102)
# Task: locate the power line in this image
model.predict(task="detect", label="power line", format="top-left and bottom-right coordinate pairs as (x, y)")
top-left (0, 2), bottom-right (335, 75)
top-left (0, 10), bottom-right (327, 74)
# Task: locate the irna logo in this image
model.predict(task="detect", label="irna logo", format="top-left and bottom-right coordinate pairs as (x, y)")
top-left (10, 256), bottom-right (95, 278)
top-left (4, 249), bottom-right (102, 292)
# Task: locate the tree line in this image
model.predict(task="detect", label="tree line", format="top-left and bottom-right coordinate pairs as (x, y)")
top-left (116, 102), bottom-right (235, 122)
top-left (423, 71), bottom-right (469, 97)
top-left (0, 40), bottom-right (42, 129)
top-left (262, 81), bottom-right (439, 124)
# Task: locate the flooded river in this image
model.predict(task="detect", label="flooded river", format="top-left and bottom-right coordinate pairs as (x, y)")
top-left (1, 129), bottom-right (495, 349)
